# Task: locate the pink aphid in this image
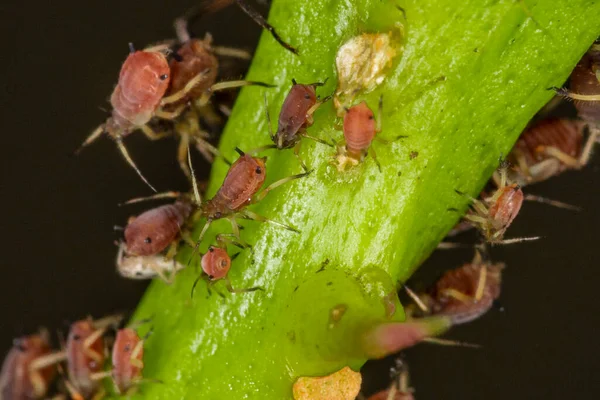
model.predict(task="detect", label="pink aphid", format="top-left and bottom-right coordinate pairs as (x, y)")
top-left (343, 101), bottom-right (378, 160)
top-left (110, 328), bottom-right (145, 394)
top-left (201, 246), bottom-right (231, 280)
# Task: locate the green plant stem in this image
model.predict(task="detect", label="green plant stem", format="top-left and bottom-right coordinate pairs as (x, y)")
top-left (128, 0), bottom-right (600, 398)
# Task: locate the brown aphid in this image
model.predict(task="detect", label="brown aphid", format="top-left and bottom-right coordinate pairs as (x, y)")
top-left (457, 163), bottom-right (538, 245)
top-left (500, 118), bottom-right (596, 186)
top-left (124, 200), bottom-right (193, 257)
top-left (0, 332), bottom-right (56, 400)
top-left (110, 328), bottom-right (144, 394)
top-left (191, 246), bottom-right (262, 296)
top-left (78, 44), bottom-right (208, 192)
top-left (190, 148), bottom-right (309, 253)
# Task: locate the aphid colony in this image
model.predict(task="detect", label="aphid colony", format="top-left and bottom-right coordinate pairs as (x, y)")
top-left (4, 1), bottom-right (600, 398)
top-left (0, 315), bottom-right (153, 399)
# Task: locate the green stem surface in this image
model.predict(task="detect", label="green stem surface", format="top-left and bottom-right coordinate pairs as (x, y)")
top-left (129, 0), bottom-right (599, 398)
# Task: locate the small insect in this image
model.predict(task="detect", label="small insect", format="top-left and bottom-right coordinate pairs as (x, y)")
top-left (455, 162), bottom-right (539, 245)
top-left (77, 43), bottom-right (211, 191)
top-left (498, 118), bottom-right (596, 186)
top-left (0, 331), bottom-right (57, 400)
top-left (406, 250), bottom-right (504, 325)
top-left (89, 327), bottom-right (154, 396)
top-left (191, 245), bottom-right (262, 297)
top-left (116, 242), bottom-right (185, 283)
top-left (189, 148), bottom-right (309, 255)
top-left (333, 97), bottom-right (401, 171)
top-left (122, 198), bottom-right (194, 259)
top-left (364, 358), bottom-right (414, 400)
top-left (250, 80), bottom-right (332, 171)
top-left (183, 0), bottom-right (298, 54)
top-left (553, 41), bottom-right (600, 124)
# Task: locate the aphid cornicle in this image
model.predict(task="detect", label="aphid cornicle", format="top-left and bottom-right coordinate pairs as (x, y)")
top-left (123, 199), bottom-right (193, 258)
top-left (0, 332), bottom-right (56, 400)
top-left (116, 242), bottom-right (185, 283)
top-left (191, 245), bottom-right (262, 297)
top-left (249, 80), bottom-right (332, 171)
top-left (78, 44), bottom-right (209, 192)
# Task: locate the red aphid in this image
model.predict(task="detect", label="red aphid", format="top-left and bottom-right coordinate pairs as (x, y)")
top-left (201, 246), bottom-right (231, 280)
top-left (343, 101), bottom-right (377, 159)
top-left (124, 200), bottom-right (193, 256)
top-left (65, 319), bottom-right (107, 399)
top-left (486, 184), bottom-right (524, 236)
top-left (111, 329), bottom-right (144, 394)
top-left (275, 83), bottom-right (320, 149)
top-left (108, 51), bottom-right (171, 131)
top-left (0, 333), bottom-right (56, 400)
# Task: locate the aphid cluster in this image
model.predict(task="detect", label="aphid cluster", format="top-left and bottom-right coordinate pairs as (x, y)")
top-left (5, 1), bottom-right (600, 399)
top-left (0, 315), bottom-right (153, 399)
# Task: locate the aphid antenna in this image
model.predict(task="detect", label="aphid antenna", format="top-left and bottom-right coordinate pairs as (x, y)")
top-left (115, 137), bottom-right (158, 192)
top-left (240, 209), bottom-right (300, 233)
top-left (422, 337), bottom-right (482, 349)
top-left (436, 241), bottom-right (472, 250)
top-left (493, 236), bottom-right (541, 245)
top-left (524, 194), bottom-right (582, 211)
top-left (74, 125), bottom-right (105, 155)
top-left (187, 219), bottom-right (213, 266)
top-left (264, 93), bottom-right (275, 142)
top-left (188, 146), bottom-right (203, 206)
top-left (128, 42), bottom-right (136, 53)
top-left (403, 285), bottom-right (429, 313)
top-left (119, 191), bottom-right (182, 206)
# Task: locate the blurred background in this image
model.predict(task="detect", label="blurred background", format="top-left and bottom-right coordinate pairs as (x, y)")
top-left (1, 1), bottom-right (599, 398)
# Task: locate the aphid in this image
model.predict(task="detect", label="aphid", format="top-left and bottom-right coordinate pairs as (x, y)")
top-left (89, 328), bottom-right (152, 396)
top-left (456, 162), bottom-right (539, 245)
top-left (553, 41), bottom-right (600, 123)
top-left (191, 245), bottom-right (262, 297)
top-left (190, 148), bottom-right (309, 253)
top-left (0, 331), bottom-right (57, 400)
top-left (250, 80), bottom-right (332, 171)
top-left (116, 242), bottom-right (185, 283)
top-left (333, 97), bottom-right (399, 171)
top-left (78, 44), bottom-right (209, 192)
top-left (123, 198), bottom-right (194, 259)
top-left (406, 251), bottom-right (504, 325)
top-left (365, 358), bottom-right (414, 400)
top-left (498, 118), bottom-right (596, 186)
top-left (183, 0), bottom-right (298, 54)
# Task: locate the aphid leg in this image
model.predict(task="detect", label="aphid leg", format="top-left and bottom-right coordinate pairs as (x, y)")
top-left (161, 68), bottom-right (213, 106)
top-left (492, 235), bottom-right (541, 245)
top-left (212, 45), bottom-right (252, 60)
top-left (404, 285), bottom-right (429, 313)
top-left (552, 86), bottom-right (600, 102)
top-left (293, 142), bottom-right (310, 172)
top-left (422, 337), bottom-right (481, 348)
top-left (178, 133), bottom-right (193, 179)
top-left (139, 125), bottom-right (171, 141)
top-left (512, 149), bottom-right (533, 182)
top-left (188, 219), bottom-right (213, 266)
top-left (187, 145), bottom-right (203, 206)
top-left (253, 170), bottom-right (312, 203)
top-left (377, 95), bottom-right (383, 133)
top-left (234, 0), bottom-right (298, 54)
top-left (120, 191), bottom-right (181, 206)
top-left (129, 340), bottom-right (145, 369)
top-left (536, 145), bottom-right (584, 168)
top-left (223, 276), bottom-right (263, 294)
top-left (115, 137), bottom-right (158, 192)
top-left (196, 80), bottom-right (275, 107)
top-left (369, 146), bottom-right (382, 172)
top-left (194, 137), bottom-right (222, 164)
top-left (75, 125), bottom-right (105, 155)
top-left (579, 127), bottom-right (600, 166)
top-left (89, 370), bottom-right (112, 381)
top-left (83, 329), bottom-right (108, 364)
top-left (300, 132), bottom-right (335, 147)
top-left (474, 265), bottom-right (487, 302)
top-left (64, 379), bottom-right (85, 400)
top-left (90, 388), bottom-right (106, 400)
top-left (216, 233), bottom-right (252, 251)
top-left (154, 105), bottom-right (187, 120)
top-left (240, 209), bottom-right (300, 233)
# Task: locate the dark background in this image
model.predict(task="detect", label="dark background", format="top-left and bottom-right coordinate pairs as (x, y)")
top-left (1, 1), bottom-right (599, 399)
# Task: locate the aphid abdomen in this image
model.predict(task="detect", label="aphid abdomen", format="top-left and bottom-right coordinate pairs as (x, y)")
top-left (516, 118), bottom-right (584, 166)
top-left (124, 201), bottom-right (192, 256)
top-left (168, 39), bottom-right (219, 105)
top-left (343, 101), bottom-right (377, 158)
top-left (111, 329), bottom-right (143, 394)
top-left (212, 155), bottom-right (266, 211)
top-left (570, 52), bottom-right (600, 123)
top-left (432, 263), bottom-right (502, 325)
top-left (488, 184), bottom-right (523, 231)
top-left (0, 334), bottom-right (55, 399)
top-left (110, 51), bottom-right (171, 129)
top-left (277, 84), bottom-right (317, 147)
top-left (66, 321), bottom-right (106, 398)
